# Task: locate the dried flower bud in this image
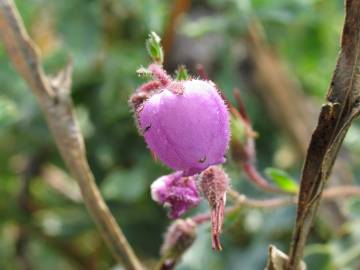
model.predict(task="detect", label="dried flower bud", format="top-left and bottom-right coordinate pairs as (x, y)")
top-left (151, 171), bottom-right (201, 219)
top-left (139, 78), bottom-right (230, 176)
top-left (199, 165), bottom-right (229, 251)
top-left (160, 219), bottom-right (197, 269)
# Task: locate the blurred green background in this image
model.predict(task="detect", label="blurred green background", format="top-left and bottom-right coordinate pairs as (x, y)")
top-left (1, 0), bottom-right (360, 269)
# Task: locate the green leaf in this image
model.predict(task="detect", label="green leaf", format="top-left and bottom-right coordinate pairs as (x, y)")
top-left (175, 65), bottom-right (189, 80)
top-left (145, 31), bottom-right (164, 64)
top-left (265, 167), bottom-right (299, 193)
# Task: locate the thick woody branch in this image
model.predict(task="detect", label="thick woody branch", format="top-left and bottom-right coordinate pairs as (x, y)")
top-left (287, 1), bottom-right (360, 268)
top-left (0, 1), bottom-right (143, 269)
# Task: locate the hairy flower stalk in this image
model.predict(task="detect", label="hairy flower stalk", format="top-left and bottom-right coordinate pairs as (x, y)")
top-left (151, 171), bottom-right (201, 218)
top-left (199, 166), bottom-right (230, 251)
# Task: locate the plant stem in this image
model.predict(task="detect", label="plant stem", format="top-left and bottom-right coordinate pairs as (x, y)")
top-left (0, 1), bottom-right (144, 269)
top-left (287, 1), bottom-right (360, 268)
top-left (192, 186), bottom-right (360, 225)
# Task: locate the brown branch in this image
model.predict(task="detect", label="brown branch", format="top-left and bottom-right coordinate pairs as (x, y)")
top-left (230, 90), bottom-right (290, 194)
top-left (287, 1), bottom-right (360, 268)
top-left (244, 21), bottom-right (315, 158)
top-left (241, 162), bottom-right (288, 194)
top-left (0, 1), bottom-right (144, 269)
top-left (162, 0), bottom-right (191, 60)
top-left (41, 164), bottom-right (83, 203)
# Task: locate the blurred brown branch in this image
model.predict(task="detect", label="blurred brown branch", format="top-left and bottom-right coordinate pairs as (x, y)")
top-left (0, 1), bottom-right (143, 269)
top-left (243, 19), bottom-right (354, 229)
top-left (16, 153), bottom-right (44, 270)
top-left (41, 164), bottom-right (83, 203)
top-left (16, 153), bottom-right (98, 270)
top-left (244, 21), bottom-right (314, 158)
top-left (287, 0), bottom-right (360, 268)
top-left (163, 0), bottom-right (191, 60)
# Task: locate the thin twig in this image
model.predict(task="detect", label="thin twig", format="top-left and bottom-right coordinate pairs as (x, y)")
top-left (230, 89), bottom-right (290, 194)
top-left (193, 186), bottom-right (360, 225)
top-left (241, 162), bottom-right (288, 194)
top-left (0, 1), bottom-right (143, 269)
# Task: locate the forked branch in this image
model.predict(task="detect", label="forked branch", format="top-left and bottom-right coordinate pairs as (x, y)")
top-left (0, 1), bottom-right (143, 269)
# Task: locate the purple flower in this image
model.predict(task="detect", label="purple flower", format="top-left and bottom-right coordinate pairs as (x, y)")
top-left (151, 171), bottom-right (201, 219)
top-left (138, 78), bottom-right (230, 176)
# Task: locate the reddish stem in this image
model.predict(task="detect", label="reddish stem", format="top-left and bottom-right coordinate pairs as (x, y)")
top-left (148, 64), bottom-right (172, 86)
top-left (233, 88), bottom-right (250, 122)
top-left (137, 80), bottom-right (162, 92)
top-left (196, 64), bottom-right (209, 80)
top-left (242, 162), bottom-right (285, 194)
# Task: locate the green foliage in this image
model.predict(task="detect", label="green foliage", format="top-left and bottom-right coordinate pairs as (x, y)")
top-left (0, 96), bottom-right (19, 130)
top-left (0, 0), bottom-right (358, 269)
top-left (265, 167), bottom-right (299, 193)
top-left (101, 168), bottom-right (147, 202)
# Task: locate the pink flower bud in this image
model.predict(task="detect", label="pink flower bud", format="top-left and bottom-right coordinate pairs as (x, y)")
top-left (199, 165), bottom-right (229, 251)
top-left (160, 218), bottom-right (197, 268)
top-left (138, 78), bottom-right (230, 176)
top-left (151, 171), bottom-right (201, 219)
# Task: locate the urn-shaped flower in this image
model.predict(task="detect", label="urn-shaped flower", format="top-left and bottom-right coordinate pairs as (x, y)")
top-left (139, 79), bottom-right (230, 176)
